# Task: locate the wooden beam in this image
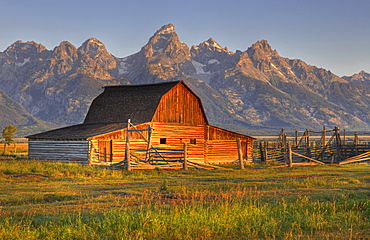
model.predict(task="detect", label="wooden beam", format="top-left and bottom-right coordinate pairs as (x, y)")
top-left (291, 151), bottom-right (325, 164)
top-left (237, 138), bottom-right (244, 170)
top-left (183, 143), bottom-right (188, 170)
top-left (125, 119), bottom-right (131, 171)
top-left (288, 142), bottom-right (293, 167)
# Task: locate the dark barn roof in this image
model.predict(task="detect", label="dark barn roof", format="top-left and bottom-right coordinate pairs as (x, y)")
top-left (26, 123), bottom-right (127, 140)
top-left (84, 81), bottom-right (181, 125)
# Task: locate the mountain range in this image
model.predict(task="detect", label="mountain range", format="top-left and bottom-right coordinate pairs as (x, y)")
top-left (1, 23), bottom-right (370, 136)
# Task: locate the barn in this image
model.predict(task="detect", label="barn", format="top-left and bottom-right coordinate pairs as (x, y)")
top-left (27, 81), bottom-right (255, 167)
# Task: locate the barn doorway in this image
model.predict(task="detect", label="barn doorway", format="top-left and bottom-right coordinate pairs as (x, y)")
top-left (98, 140), bottom-right (113, 162)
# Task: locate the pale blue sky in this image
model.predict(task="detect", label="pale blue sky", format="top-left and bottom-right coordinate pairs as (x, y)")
top-left (1, 0), bottom-right (370, 76)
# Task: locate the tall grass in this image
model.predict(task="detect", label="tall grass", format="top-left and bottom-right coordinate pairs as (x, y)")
top-left (0, 160), bottom-right (369, 239)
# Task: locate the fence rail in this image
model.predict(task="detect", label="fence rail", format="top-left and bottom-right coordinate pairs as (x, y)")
top-left (252, 127), bottom-right (370, 165)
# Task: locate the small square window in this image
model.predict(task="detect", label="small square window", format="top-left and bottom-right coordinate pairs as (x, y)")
top-left (190, 138), bottom-right (197, 145)
top-left (160, 138), bottom-right (167, 144)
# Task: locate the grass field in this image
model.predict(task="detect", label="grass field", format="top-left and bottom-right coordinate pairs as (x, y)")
top-left (0, 160), bottom-right (369, 239)
top-left (0, 140), bottom-right (28, 159)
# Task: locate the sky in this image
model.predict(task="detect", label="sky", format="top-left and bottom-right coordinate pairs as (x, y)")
top-left (1, 0), bottom-right (370, 77)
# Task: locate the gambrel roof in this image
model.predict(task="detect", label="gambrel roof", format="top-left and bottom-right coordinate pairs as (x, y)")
top-left (84, 81), bottom-right (208, 125)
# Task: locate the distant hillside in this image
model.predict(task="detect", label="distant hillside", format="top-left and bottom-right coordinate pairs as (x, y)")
top-left (0, 90), bottom-right (54, 137)
top-left (1, 23), bottom-right (370, 136)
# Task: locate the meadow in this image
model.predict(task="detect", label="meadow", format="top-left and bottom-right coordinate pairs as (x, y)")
top-left (0, 160), bottom-right (369, 239)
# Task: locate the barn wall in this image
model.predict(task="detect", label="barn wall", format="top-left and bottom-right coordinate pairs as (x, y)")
top-left (89, 139), bottom-right (127, 164)
top-left (89, 123), bottom-right (206, 163)
top-left (28, 140), bottom-right (89, 164)
top-left (205, 126), bottom-right (254, 163)
top-left (87, 123), bottom-right (255, 165)
top-left (151, 123), bottom-right (205, 162)
top-left (89, 125), bottom-right (149, 164)
top-left (152, 83), bottom-right (207, 125)
top-left (205, 140), bottom-right (238, 163)
top-left (205, 139), bottom-right (253, 164)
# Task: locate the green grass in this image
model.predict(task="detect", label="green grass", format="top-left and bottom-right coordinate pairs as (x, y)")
top-left (0, 160), bottom-right (370, 239)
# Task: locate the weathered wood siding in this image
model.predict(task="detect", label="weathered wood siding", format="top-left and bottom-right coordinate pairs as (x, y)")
top-left (87, 123), bottom-right (255, 164)
top-left (205, 140), bottom-right (253, 164)
top-left (28, 140), bottom-right (89, 164)
top-left (205, 125), bottom-right (254, 163)
top-left (152, 83), bottom-right (207, 125)
top-left (150, 123), bottom-right (205, 162)
top-left (205, 140), bottom-right (238, 163)
top-left (206, 125), bottom-right (253, 141)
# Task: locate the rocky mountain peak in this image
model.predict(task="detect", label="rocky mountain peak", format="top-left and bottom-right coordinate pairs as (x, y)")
top-left (154, 23), bottom-right (176, 37)
top-left (343, 70), bottom-right (370, 86)
top-left (77, 38), bottom-right (116, 69)
top-left (5, 40), bottom-right (47, 53)
top-left (141, 24), bottom-right (190, 60)
top-left (252, 40), bottom-right (272, 51)
top-left (247, 40), bottom-right (276, 58)
top-left (2, 40), bottom-right (49, 65)
top-left (203, 38), bottom-right (223, 51)
top-left (53, 41), bottom-right (78, 60)
top-left (191, 38), bottom-right (233, 59)
top-left (78, 38), bottom-right (108, 57)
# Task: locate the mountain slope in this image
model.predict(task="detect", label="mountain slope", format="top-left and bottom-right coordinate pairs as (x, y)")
top-left (0, 89), bottom-right (53, 136)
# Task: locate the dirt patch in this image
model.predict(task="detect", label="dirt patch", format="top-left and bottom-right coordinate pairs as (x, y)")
top-left (0, 173), bottom-right (49, 179)
top-left (280, 174), bottom-right (340, 179)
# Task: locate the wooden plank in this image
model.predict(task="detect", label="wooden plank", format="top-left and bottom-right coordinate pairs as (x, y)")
top-left (28, 140), bottom-right (89, 162)
top-left (339, 151), bottom-right (370, 164)
top-left (291, 151), bottom-right (325, 164)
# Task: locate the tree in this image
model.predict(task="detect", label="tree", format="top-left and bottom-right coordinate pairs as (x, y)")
top-left (2, 126), bottom-right (18, 154)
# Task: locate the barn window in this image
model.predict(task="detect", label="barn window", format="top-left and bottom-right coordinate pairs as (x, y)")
top-left (190, 138), bottom-right (197, 145)
top-left (160, 138), bottom-right (167, 144)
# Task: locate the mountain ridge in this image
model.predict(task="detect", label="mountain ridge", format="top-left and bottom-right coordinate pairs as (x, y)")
top-left (1, 23), bottom-right (370, 136)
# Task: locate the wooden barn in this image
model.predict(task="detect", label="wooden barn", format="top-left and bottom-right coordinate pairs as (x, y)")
top-left (27, 81), bottom-right (255, 168)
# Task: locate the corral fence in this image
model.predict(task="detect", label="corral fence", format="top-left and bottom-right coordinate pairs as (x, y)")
top-left (252, 127), bottom-right (370, 165)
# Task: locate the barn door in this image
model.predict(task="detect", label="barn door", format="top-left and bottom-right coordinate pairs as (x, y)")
top-left (98, 140), bottom-right (113, 162)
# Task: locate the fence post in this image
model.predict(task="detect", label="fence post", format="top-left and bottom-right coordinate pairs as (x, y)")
top-left (355, 133), bottom-right (359, 155)
top-left (287, 142), bottom-right (293, 167)
top-left (263, 141), bottom-right (268, 162)
top-left (88, 141), bottom-right (93, 166)
top-left (183, 142), bottom-right (188, 170)
top-left (321, 126), bottom-right (326, 147)
top-left (125, 119), bottom-right (131, 171)
top-left (335, 126), bottom-right (342, 163)
top-left (237, 138), bottom-right (244, 169)
top-left (295, 130), bottom-right (298, 148)
top-left (259, 142), bottom-right (264, 162)
top-left (306, 129), bottom-right (311, 159)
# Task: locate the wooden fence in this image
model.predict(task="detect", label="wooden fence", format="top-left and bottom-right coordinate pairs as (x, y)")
top-left (252, 127), bottom-right (370, 165)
